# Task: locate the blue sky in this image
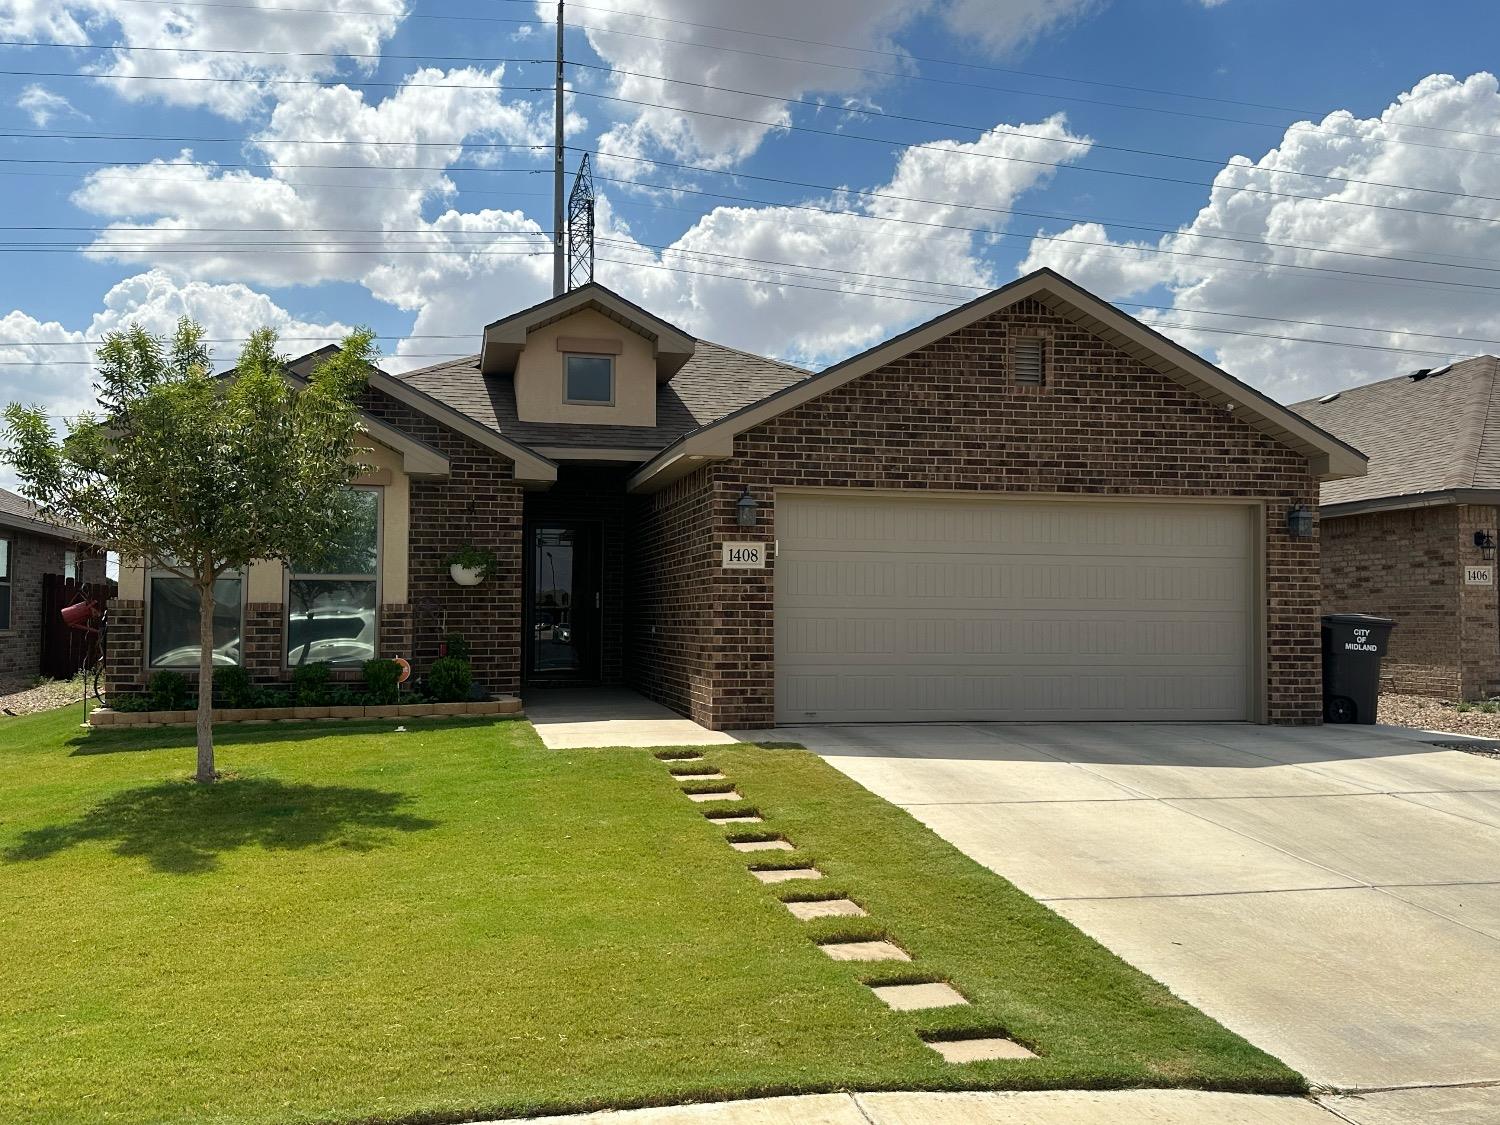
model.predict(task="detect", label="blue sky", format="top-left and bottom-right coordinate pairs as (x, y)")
top-left (1, 0), bottom-right (1498, 467)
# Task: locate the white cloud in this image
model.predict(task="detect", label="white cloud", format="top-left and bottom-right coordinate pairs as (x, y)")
top-left (0, 270), bottom-right (356, 490)
top-left (1018, 71), bottom-right (1500, 402)
top-left (0, 0), bottom-right (407, 119)
top-left (557, 0), bottom-right (1104, 168)
top-left (17, 84), bottom-right (85, 127)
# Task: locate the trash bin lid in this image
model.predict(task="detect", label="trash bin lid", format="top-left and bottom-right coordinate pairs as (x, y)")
top-left (1321, 613), bottom-right (1396, 628)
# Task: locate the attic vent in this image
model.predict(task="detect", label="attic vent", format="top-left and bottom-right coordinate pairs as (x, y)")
top-left (1318, 391), bottom-right (1340, 404)
top-left (1013, 337), bottom-right (1046, 386)
top-left (1428, 364), bottom-right (1453, 377)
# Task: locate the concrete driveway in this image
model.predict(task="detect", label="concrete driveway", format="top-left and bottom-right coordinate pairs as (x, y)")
top-left (739, 721), bottom-right (1500, 1123)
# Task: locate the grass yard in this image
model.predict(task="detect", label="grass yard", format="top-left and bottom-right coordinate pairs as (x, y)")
top-left (0, 708), bottom-right (1302, 1124)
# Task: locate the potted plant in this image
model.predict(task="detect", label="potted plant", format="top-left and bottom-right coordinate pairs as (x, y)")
top-left (447, 544), bottom-right (497, 587)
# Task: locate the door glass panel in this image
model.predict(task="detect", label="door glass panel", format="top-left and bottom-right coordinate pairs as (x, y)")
top-left (532, 527), bottom-right (578, 673)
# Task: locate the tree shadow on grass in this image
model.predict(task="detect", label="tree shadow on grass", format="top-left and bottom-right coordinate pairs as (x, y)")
top-left (2, 777), bottom-right (439, 874)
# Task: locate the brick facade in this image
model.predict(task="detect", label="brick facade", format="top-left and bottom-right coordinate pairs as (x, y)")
top-left (1322, 503), bottom-right (1500, 700)
top-left (629, 297), bottom-right (1324, 728)
top-left (1, 530), bottom-right (105, 683)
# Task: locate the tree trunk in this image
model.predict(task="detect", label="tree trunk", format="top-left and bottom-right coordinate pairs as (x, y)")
top-left (195, 577), bottom-right (216, 784)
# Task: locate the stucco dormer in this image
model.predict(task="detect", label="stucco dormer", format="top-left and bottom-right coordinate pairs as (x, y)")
top-left (478, 283), bottom-right (697, 429)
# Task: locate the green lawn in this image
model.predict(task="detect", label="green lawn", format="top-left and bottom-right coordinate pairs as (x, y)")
top-left (0, 708), bottom-right (1302, 1124)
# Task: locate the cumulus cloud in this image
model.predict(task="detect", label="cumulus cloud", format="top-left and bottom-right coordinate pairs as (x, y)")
top-left (0, 270), bottom-right (357, 490)
top-left (0, 0), bottom-right (407, 119)
top-left (1018, 72), bottom-right (1500, 402)
top-left (17, 84), bottom-right (85, 127)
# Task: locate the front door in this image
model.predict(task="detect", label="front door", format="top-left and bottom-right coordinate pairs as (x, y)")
top-left (525, 523), bottom-right (601, 681)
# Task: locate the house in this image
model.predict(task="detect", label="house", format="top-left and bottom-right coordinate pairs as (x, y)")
top-left (104, 269), bottom-right (1365, 726)
top-left (1293, 356), bottom-right (1500, 701)
top-left (0, 487), bottom-right (108, 684)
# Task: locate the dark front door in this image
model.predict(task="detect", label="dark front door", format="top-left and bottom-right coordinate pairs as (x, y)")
top-left (525, 523), bottom-right (601, 681)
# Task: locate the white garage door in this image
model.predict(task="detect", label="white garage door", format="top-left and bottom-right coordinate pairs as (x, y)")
top-left (775, 493), bottom-right (1255, 723)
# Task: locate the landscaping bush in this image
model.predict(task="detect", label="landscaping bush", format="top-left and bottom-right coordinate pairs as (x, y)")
top-left (107, 692), bottom-right (151, 712)
top-left (213, 666), bottom-right (256, 709)
top-left (328, 687), bottom-right (365, 709)
top-left (442, 632), bottom-right (471, 661)
top-left (291, 663), bottom-right (331, 706)
top-left (427, 657), bottom-right (472, 703)
top-left (146, 671), bottom-right (191, 711)
top-left (362, 658), bottom-right (401, 705)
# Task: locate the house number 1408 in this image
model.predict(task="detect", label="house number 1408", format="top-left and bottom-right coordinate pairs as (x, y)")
top-left (722, 542), bottom-right (766, 568)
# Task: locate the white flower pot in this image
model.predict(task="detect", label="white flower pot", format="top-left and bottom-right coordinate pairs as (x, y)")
top-left (450, 563), bottom-right (484, 587)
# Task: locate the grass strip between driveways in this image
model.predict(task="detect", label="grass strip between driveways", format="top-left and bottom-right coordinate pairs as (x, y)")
top-left (0, 709), bottom-right (1302, 1124)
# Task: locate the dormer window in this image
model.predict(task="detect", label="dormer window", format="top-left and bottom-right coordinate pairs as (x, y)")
top-left (564, 354), bottom-right (615, 405)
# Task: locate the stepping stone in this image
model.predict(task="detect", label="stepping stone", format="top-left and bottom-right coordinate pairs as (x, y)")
top-left (686, 790), bottom-right (741, 803)
top-left (870, 982), bottom-right (968, 1011)
top-left (751, 867), bottom-right (822, 884)
top-left (926, 1037), bottom-right (1036, 1063)
top-left (784, 898), bottom-right (867, 920)
top-left (675, 771), bottom-right (726, 781)
top-left (707, 814), bottom-right (763, 825)
top-left (730, 839), bottom-right (794, 852)
top-left (818, 940), bottom-right (910, 962)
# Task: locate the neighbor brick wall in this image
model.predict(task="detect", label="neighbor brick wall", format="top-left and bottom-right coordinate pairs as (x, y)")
top-left (1457, 504), bottom-right (1500, 699)
top-left (632, 296), bottom-right (1324, 728)
top-left (2, 530), bottom-right (82, 683)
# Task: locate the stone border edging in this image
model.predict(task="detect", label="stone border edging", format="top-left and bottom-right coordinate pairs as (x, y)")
top-left (87, 698), bottom-right (523, 727)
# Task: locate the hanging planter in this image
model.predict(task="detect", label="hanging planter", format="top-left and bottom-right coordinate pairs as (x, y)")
top-left (447, 544), bottom-right (497, 587)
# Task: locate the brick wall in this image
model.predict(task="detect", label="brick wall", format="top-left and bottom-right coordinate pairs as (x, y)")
top-left (1, 530), bottom-right (75, 683)
top-left (104, 598), bottom-right (145, 694)
top-left (632, 297), bottom-right (1324, 728)
top-left (1457, 504), bottom-right (1500, 699)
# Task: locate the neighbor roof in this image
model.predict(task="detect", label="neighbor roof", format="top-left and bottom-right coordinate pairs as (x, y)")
top-left (400, 339), bottom-right (810, 453)
top-left (1291, 355), bottom-right (1500, 514)
top-left (0, 487), bottom-right (90, 541)
top-left (628, 267), bottom-right (1369, 493)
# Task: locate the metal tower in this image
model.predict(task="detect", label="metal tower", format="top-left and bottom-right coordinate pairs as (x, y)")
top-left (566, 152), bottom-right (595, 291)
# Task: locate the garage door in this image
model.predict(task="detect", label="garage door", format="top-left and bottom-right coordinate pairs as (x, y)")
top-left (775, 493), bottom-right (1255, 723)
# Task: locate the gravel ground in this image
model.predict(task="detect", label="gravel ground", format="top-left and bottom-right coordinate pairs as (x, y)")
top-left (0, 676), bottom-right (89, 717)
top-left (1378, 692), bottom-right (1500, 741)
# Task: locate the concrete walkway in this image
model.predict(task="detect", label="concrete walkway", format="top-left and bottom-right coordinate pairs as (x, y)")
top-left (525, 688), bottom-right (736, 749)
top-left (732, 721), bottom-right (1500, 1123)
top-left (505, 1089), bottom-right (1339, 1124)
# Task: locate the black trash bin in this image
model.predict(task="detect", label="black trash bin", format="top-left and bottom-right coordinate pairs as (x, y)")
top-left (1321, 614), bottom-right (1396, 724)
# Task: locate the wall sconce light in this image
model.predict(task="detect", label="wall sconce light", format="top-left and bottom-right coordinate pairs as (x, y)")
top-left (736, 487), bottom-right (759, 528)
top-left (1476, 530), bottom-right (1496, 562)
top-left (1286, 504), bottom-right (1315, 539)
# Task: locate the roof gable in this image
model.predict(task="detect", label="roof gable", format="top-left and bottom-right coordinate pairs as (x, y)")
top-left (626, 268), bottom-right (1368, 493)
top-left (479, 283), bottom-right (697, 382)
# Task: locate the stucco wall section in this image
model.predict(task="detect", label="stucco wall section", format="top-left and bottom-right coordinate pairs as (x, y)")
top-left (513, 307), bottom-right (658, 428)
top-left (632, 297), bottom-right (1324, 728)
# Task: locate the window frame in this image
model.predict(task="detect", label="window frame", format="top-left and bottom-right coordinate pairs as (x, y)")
top-left (282, 485), bottom-right (382, 670)
top-left (0, 532), bottom-right (12, 632)
top-left (562, 353), bottom-right (616, 406)
top-left (145, 565), bottom-right (246, 670)
top-left (63, 548), bottom-right (77, 582)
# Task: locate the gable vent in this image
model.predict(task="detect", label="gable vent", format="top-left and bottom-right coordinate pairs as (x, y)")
top-left (1013, 337), bottom-right (1046, 385)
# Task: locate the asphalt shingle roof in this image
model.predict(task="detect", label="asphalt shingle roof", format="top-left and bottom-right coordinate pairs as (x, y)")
top-left (1291, 355), bottom-right (1500, 507)
top-left (397, 339), bottom-right (810, 450)
top-left (0, 487), bottom-right (85, 538)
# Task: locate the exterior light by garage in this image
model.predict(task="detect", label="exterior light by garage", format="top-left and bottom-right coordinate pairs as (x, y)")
top-left (736, 488), bottom-right (759, 528)
top-left (1286, 504), bottom-right (1315, 539)
top-left (1476, 530), bottom-right (1497, 561)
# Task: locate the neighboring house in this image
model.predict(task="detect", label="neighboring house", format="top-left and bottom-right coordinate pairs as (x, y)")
top-left (1293, 356), bottom-right (1500, 701)
top-left (105, 269), bottom-right (1364, 726)
top-left (0, 487), bottom-right (108, 683)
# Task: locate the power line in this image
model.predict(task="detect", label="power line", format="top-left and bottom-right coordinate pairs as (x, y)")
top-left (0, 65), bottom-right (548, 93)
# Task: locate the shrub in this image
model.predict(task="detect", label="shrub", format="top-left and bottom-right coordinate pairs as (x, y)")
top-left (213, 666), bottom-right (256, 709)
top-left (108, 692), bottom-right (151, 712)
top-left (363, 658), bottom-right (401, 705)
top-left (427, 657), bottom-right (472, 703)
top-left (328, 687), bottom-right (365, 708)
top-left (146, 671), bottom-right (191, 711)
top-left (291, 663), bottom-right (332, 706)
top-left (443, 632), bottom-right (471, 661)
top-left (259, 687), bottom-right (292, 709)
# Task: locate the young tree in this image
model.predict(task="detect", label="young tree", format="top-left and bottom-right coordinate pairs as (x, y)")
top-left (3, 319), bottom-right (376, 783)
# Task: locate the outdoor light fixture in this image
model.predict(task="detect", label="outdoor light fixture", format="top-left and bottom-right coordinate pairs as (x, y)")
top-left (1476, 530), bottom-right (1497, 562)
top-left (736, 487), bottom-right (759, 528)
top-left (1286, 505), bottom-right (1315, 539)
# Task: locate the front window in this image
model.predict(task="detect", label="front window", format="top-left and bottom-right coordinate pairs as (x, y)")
top-left (64, 549), bottom-right (77, 582)
top-left (564, 354), bottom-right (614, 404)
top-left (148, 571), bottom-right (243, 667)
top-left (0, 535), bottom-right (11, 630)
top-left (286, 487), bottom-right (379, 667)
